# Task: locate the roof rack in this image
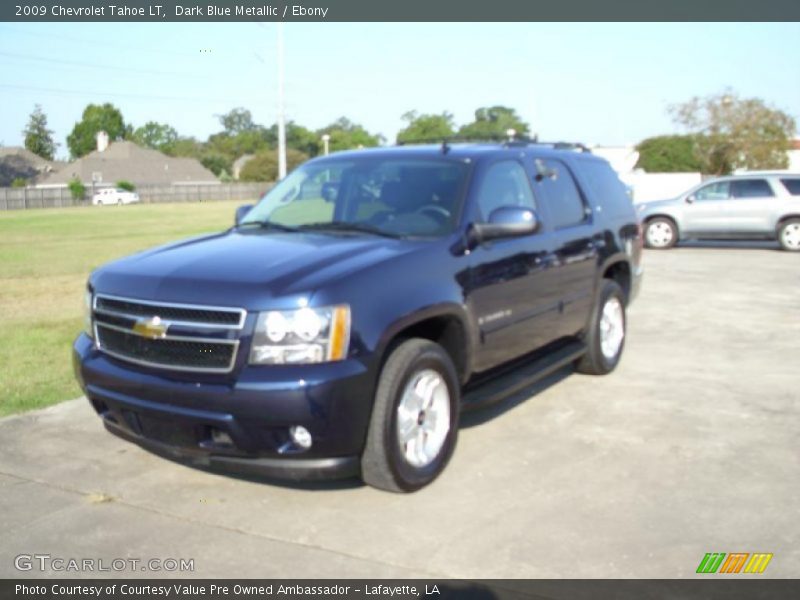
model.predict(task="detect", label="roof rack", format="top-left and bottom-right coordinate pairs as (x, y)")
top-left (395, 135), bottom-right (592, 154)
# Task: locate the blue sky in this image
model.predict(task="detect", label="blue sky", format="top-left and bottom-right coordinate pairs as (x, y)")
top-left (1, 22), bottom-right (798, 158)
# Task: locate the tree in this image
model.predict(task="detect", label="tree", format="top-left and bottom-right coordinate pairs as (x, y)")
top-left (266, 121), bottom-right (320, 156)
top-left (131, 122), bottom-right (178, 151)
top-left (239, 149), bottom-right (308, 182)
top-left (670, 89), bottom-right (796, 175)
top-left (317, 117), bottom-right (384, 152)
top-left (458, 106), bottom-right (530, 140)
top-left (635, 135), bottom-right (703, 172)
top-left (396, 111), bottom-right (455, 144)
top-left (23, 105), bottom-right (57, 160)
top-left (217, 108), bottom-right (258, 135)
top-left (67, 103), bottom-right (128, 158)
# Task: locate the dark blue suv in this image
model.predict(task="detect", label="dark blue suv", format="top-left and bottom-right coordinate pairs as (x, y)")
top-left (73, 143), bottom-right (643, 492)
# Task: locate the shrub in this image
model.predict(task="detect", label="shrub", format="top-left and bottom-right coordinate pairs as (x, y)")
top-left (11, 178), bottom-right (27, 188)
top-left (116, 180), bottom-right (136, 192)
top-left (67, 177), bottom-right (86, 201)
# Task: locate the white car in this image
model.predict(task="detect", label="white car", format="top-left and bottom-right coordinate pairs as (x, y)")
top-left (92, 188), bottom-right (140, 206)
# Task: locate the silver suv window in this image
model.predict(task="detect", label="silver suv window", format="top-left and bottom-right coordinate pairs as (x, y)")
top-left (695, 181), bottom-right (730, 201)
top-left (731, 179), bottom-right (774, 198)
top-left (780, 178), bottom-right (800, 196)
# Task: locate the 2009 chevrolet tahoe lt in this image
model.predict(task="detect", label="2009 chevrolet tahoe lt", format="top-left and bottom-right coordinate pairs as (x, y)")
top-left (73, 142), bottom-right (643, 492)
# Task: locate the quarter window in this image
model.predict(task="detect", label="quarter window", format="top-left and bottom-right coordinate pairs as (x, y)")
top-left (533, 159), bottom-right (586, 229)
top-left (731, 179), bottom-right (774, 198)
top-left (780, 179), bottom-right (800, 196)
top-left (475, 161), bottom-right (536, 221)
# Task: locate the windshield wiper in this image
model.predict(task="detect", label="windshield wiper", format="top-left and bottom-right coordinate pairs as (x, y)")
top-left (238, 220), bottom-right (300, 233)
top-left (297, 221), bottom-right (403, 239)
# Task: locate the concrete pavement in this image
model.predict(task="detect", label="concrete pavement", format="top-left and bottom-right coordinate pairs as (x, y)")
top-left (1, 243), bottom-right (798, 578)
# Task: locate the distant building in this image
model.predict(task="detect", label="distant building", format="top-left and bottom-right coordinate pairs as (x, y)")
top-left (0, 147), bottom-right (64, 187)
top-left (35, 137), bottom-right (218, 188)
top-left (788, 139), bottom-right (800, 172)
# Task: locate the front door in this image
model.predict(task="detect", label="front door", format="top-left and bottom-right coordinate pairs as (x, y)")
top-left (466, 159), bottom-right (560, 372)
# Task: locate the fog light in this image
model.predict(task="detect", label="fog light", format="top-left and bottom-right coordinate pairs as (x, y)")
top-left (289, 425), bottom-right (312, 450)
top-left (211, 428), bottom-right (233, 446)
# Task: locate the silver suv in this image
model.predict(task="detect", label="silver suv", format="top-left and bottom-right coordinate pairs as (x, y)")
top-left (638, 173), bottom-right (800, 251)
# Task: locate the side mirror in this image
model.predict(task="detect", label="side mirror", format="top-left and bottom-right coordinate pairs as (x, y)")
top-left (471, 206), bottom-right (539, 244)
top-left (235, 204), bottom-right (254, 226)
top-left (686, 194), bottom-right (695, 204)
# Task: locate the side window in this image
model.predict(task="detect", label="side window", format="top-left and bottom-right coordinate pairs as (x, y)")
top-left (781, 179), bottom-right (800, 196)
top-left (694, 182), bottom-right (730, 201)
top-left (533, 158), bottom-right (586, 229)
top-left (731, 179), bottom-right (774, 198)
top-left (475, 160), bottom-right (536, 221)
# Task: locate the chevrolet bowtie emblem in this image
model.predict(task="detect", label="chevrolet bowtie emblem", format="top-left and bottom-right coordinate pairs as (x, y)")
top-left (132, 316), bottom-right (168, 339)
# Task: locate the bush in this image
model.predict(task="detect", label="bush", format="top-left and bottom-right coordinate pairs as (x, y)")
top-left (635, 135), bottom-right (703, 173)
top-left (116, 180), bottom-right (136, 192)
top-left (67, 177), bottom-right (86, 201)
top-left (11, 178), bottom-right (27, 188)
top-left (239, 149), bottom-right (308, 182)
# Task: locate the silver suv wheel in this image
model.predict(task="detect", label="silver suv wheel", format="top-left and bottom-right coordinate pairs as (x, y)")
top-left (645, 218), bottom-right (676, 249)
top-left (779, 220), bottom-right (800, 252)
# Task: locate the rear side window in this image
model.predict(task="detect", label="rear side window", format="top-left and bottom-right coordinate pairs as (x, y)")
top-left (781, 179), bottom-right (800, 196)
top-left (576, 159), bottom-right (632, 217)
top-left (475, 160), bottom-right (536, 221)
top-left (532, 158), bottom-right (586, 229)
top-left (731, 179), bottom-right (774, 198)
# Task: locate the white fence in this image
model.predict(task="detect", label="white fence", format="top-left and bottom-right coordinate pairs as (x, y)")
top-left (621, 171), bottom-right (702, 204)
top-left (0, 183), bottom-right (273, 210)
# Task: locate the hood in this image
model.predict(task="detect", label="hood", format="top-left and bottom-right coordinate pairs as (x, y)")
top-left (91, 229), bottom-right (415, 308)
top-left (637, 196), bottom-right (681, 213)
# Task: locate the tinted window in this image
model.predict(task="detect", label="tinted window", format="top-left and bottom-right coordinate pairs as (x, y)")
top-left (731, 179), bottom-right (774, 198)
top-left (694, 181), bottom-right (730, 201)
top-left (475, 160), bottom-right (536, 221)
top-left (575, 159), bottom-right (632, 217)
top-left (780, 178), bottom-right (800, 196)
top-left (533, 158), bottom-right (586, 229)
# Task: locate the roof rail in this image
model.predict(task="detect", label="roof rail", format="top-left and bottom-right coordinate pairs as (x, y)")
top-left (395, 135), bottom-right (592, 154)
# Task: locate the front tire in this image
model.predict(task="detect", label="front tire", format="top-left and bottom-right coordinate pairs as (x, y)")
top-left (362, 339), bottom-right (459, 493)
top-left (577, 279), bottom-right (627, 375)
top-left (644, 217), bottom-right (677, 249)
top-left (778, 218), bottom-right (800, 252)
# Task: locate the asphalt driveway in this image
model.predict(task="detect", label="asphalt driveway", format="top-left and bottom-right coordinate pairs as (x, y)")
top-left (1, 243), bottom-right (798, 578)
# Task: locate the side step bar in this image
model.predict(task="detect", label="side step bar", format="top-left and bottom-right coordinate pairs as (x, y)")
top-left (461, 341), bottom-right (586, 412)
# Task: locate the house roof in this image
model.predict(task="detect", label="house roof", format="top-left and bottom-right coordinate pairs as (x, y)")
top-left (35, 141), bottom-right (218, 187)
top-left (0, 147), bottom-right (61, 186)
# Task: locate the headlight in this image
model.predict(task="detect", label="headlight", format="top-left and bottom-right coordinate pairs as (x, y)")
top-left (250, 305), bottom-right (350, 365)
top-left (84, 288), bottom-right (94, 339)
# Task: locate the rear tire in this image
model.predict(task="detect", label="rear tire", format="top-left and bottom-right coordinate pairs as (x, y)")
top-left (362, 339), bottom-right (459, 493)
top-left (577, 279), bottom-right (627, 375)
top-left (778, 218), bottom-right (800, 252)
top-left (644, 217), bottom-right (677, 249)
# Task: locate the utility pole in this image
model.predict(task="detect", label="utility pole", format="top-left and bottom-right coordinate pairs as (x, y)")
top-left (277, 22), bottom-right (287, 180)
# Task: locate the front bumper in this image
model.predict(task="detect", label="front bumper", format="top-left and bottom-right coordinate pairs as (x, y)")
top-left (73, 334), bottom-right (374, 481)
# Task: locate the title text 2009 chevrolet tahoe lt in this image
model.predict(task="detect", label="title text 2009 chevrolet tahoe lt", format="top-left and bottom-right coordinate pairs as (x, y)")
top-left (73, 142), bottom-right (643, 492)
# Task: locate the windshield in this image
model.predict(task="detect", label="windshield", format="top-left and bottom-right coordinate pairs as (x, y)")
top-left (239, 157), bottom-right (470, 238)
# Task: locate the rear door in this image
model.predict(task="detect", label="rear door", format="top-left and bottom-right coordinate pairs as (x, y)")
top-left (530, 158), bottom-right (598, 337)
top-left (727, 178), bottom-right (779, 233)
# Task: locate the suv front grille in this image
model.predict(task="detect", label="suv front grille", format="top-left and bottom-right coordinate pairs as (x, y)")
top-left (93, 294), bottom-right (244, 373)
top-left (95, 295), bottom-right (245, 328)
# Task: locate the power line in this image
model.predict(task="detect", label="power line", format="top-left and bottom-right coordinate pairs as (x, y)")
top-left (0, 83), bottom-right (256, 104)
top-left (0, 50), bottom-right (205, 78)
top-left (0, 24), bottom-right (204, 59)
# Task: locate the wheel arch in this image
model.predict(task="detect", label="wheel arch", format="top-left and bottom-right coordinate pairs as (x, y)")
top-left (375, 305), bottom-right (474, 387)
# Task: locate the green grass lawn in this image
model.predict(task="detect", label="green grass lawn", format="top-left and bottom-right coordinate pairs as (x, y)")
top-left (0, 201), bottom-right (245, 417)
